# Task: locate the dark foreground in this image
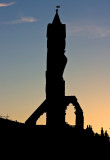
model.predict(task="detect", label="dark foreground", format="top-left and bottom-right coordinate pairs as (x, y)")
top-left (0, 117), bottom-right (110, 147)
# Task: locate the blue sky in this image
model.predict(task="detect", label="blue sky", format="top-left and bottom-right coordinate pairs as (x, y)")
top-left (0, 0), bottom-right (110, 134)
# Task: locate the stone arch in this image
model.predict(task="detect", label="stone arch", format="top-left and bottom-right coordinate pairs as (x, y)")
top-left (64, 96), bottom-right (84, 130)
top-left (65, 103), bottom-right (76, 127)
top-left (25, 96), bottom-right (84, 130)
top-left (36, 112), bottom-right (46, 125)
top-left (25, 100), bottom-right (47, 126)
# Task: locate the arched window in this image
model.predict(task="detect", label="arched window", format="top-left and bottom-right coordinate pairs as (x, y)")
top-left (36, 113), bottom-right (46, 125)
top-left (65, 103), bottom-right (76, 127)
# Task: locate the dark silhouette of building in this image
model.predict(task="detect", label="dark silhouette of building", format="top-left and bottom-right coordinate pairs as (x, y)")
top-left (25, 8), bottom-right (84, 131)
top-left (0, 8), bottom-right (109, 147)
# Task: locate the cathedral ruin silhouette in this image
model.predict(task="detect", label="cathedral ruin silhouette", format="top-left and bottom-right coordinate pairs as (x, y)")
top-left (0, 8), bottom-right (110, 146)
top-left (25, 8), bottom-right (84, 131)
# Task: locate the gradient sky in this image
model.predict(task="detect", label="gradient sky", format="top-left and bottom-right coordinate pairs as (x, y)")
top-left (0, 0), bottom-right (110, 135)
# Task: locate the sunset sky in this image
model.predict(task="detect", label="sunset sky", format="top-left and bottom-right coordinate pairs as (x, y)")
top-left (0, 0), bottom-right (110, 135)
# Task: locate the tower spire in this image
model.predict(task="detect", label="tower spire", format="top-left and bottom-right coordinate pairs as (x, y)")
top-left (52, 6), bottom-right (61, 24)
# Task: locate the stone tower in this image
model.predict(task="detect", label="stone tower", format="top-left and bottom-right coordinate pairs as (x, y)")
top-left (25, 9), bottom-right (84, 131)
top-left (46, 9), bottom-right (67, 128)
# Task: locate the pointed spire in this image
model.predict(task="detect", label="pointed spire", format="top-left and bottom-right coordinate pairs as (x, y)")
top-left (52, 7), bottom-right (61, 24)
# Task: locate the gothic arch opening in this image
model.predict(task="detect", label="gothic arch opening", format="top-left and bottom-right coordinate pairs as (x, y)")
top-left (36, 113), bottom-right (46, 125)
top-left (65, 103), bottom-right (76, 127)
